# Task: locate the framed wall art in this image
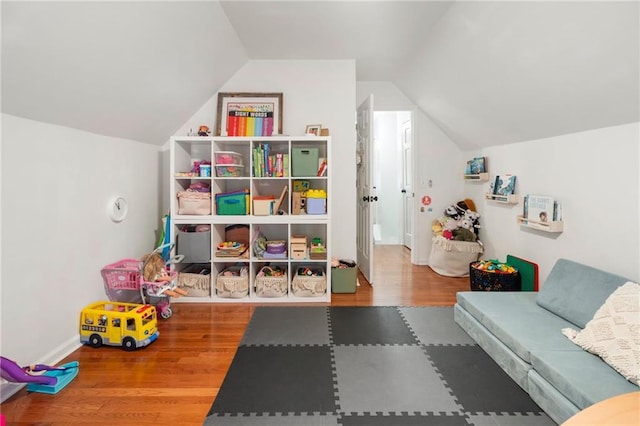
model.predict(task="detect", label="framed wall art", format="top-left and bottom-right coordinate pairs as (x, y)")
top-left (216, 92), bottom-right (283, 137)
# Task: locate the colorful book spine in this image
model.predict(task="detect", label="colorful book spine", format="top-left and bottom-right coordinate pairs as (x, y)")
top-left (254, 116), bottom-right (263, 137)
top-left (264, 116), bottom-right (274, 136)
top-left (246, 117), bottom-right (255, 137)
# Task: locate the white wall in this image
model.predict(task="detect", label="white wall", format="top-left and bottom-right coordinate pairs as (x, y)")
top-left (1, 115), bottom-right (161, 368)
top-left (463, 122), bottom-right (640, 284)
top-left (171, 60), bottom-right (358, 259)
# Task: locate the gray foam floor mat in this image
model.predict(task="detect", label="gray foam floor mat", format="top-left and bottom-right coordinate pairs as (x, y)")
top-left (205, 306), bottom-right (555, 426)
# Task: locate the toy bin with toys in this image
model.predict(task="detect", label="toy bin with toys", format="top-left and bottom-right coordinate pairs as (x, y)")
top-left (470, 259), bottom-right (521, 291)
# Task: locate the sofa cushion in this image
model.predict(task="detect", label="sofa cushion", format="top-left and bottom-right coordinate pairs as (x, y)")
top-left (562, 281), bottom-right (640, 385)
top-left (530, 349), bottom-right (638, 410)
top-left (456, 292), bottom-right (580, 363)
top-left (536, 259), bottom-right (631, 328)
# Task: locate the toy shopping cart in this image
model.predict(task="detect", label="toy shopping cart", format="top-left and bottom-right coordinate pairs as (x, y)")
top-left (100, 244), bottom-right (184, 319)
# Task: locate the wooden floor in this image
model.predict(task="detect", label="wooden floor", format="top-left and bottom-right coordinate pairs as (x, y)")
top-left (0, 245), bottom-right (470, 425)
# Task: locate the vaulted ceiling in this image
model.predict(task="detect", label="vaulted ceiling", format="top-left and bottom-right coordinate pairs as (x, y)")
top-left (2, 1), bottom-right (638, 149)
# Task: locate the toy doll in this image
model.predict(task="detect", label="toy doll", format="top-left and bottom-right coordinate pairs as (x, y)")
top-left (141, 252), bottom-right (189, 297)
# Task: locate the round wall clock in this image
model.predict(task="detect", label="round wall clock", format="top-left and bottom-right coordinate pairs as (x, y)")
top-left (108, 196), bottom-right (128, 222)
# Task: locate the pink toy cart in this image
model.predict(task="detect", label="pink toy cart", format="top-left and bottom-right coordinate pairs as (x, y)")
top-left (100, 244), bottom-right (183, 319)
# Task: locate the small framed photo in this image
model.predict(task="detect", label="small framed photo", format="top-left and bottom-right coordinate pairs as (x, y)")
top-left (216, 92), bottom-right (283, 136)
top-left (305, 124), bottom-right (322, 136)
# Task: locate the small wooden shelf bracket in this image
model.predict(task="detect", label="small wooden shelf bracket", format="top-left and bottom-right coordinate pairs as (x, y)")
top-left (485, 193), bottom-right (519, 204)
top-left (464, 172), bottom-right (489, 182)
top-left (517, 216), bottom-right (563, 233)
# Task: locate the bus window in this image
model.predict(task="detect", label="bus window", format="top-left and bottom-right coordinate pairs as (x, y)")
top-left (112, 318), bottom-right (121, 327)
top-left (127, 318), bottom-right (135, 331)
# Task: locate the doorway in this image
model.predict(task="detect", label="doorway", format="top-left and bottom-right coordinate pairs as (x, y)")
top-left (372, 111), bottom-right (413, 249)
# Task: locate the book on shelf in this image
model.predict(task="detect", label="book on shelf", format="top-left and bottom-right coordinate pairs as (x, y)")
top-left (493, 175), bottom-right (516, 196)
top-left (465, 156), bottom-right (487, 174)
top-left (525, 194), bottom-right (555, 223)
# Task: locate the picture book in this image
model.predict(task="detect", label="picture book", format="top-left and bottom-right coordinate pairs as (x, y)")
top-left (466, 156), bottom-right (486, 174)
top-left (493, 175), bottom-right (516, 196)
top-left (526, 194), bottom-right (555, 223)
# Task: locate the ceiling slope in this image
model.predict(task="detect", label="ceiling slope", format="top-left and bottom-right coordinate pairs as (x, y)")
top-left (395, 1), bottom-right (640, 150)
top-left (219, 0), bottom-right (453, 81)
top-left (1, 1), bottom-right (248, 145)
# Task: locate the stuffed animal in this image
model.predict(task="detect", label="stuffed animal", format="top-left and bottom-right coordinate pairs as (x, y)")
top-left (442, 217), bottom-right (459, 231)
top-left (463, 210), bottom-right (481, 235)
top-left (444, 204), bottom-right (460, 219)
top-left (432, 219), bottom-right (444, 236)
top-left (458, 218), bottom-right (474, 232)
top-left (453, 227), bottom-right (477, 242)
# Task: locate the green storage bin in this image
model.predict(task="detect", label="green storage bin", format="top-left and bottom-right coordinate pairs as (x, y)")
top-left (292, 147), bottom-right (319, 177)
top-left (331, 266), bottom-right (357, 293)
top-left (215, 191), bottom-right (247, 215)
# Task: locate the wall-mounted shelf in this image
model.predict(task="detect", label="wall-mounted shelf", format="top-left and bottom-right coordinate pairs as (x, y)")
top-left (517, 216), bottom-right (563, 233)
top-left (485, 193), bottom-right (519, 204)
top-left (464, 173), bottom-right (489, 182)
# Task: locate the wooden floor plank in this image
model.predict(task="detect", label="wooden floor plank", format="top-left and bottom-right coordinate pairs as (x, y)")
top-left (1, 245), bottom-right (470, 424)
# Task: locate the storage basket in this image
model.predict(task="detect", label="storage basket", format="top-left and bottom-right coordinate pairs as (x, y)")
top-left (255, 266), bottom-right (288, 297)
top-left (177, 264), bottom-right (211, 297)
top-left (428, 235), bottom-right (483, 277)
top-left (215, 266), bottom-right (249, 298)
top-left (177, 190), bottom-right (212, 215)
top-left (292, 267), bottom-right (326, 297)
top-left (100, 258), bottom-right (144, 303)
top-left (470, 262), bottom-right (521, 291)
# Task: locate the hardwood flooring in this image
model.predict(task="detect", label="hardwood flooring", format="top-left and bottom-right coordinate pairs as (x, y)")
top-left (0, 245), bottom-right (470, 425)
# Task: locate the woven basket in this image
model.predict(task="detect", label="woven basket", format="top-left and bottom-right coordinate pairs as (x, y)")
top-left (216, 266), bottom-right (249, 298)
top-left (292, 269), bottom-right (326, 297)
top-left (177, 271), bottom-right (211, 297)
top-left (255, 267), bottom-right (288, 297)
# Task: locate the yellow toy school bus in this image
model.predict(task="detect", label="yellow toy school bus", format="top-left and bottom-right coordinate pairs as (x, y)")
top-left (79, 301), bottom-right (159, 351)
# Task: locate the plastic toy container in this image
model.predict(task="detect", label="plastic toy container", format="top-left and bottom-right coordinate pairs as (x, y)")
top-left (469, 261), bottom-right (521, 291)
top-left (306, 189), bottom-right (327, 214)
top-left (215, 190), bottom-right (248, 215)
top-left (215, 151), bottom-right (243, 165)
top-left (215, 164), bottom-right (244, 177)
top-left (292, 147), bottom-right (319, 176)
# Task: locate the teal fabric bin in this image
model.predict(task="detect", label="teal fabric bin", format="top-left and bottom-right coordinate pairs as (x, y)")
top-left (215, 190), bottom-right (248, 215)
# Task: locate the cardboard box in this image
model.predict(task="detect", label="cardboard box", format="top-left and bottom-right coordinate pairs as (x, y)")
top-left (253, 196), bottom-right (275, 215)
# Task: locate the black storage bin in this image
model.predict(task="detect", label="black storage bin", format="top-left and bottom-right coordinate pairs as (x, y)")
top-left (469, 262), bottom-right (521, 291)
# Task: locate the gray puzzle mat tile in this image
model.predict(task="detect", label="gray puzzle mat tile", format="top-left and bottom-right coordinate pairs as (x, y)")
top-left (333, 345), bottom-right (461, 414)
top-left (399, 306), bottom-right (476, 345)
top-left (329, 307), bottom-right (418, 345)
top-left (425, 345), bottom-right (544, 415)
top-left (209, 345), bottom-right (336, 415)
top-left (241, 306), bottom-right (330, 345)
top-left (204, 413), bottom-right (341, 425)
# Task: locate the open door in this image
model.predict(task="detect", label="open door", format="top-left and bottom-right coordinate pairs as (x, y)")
top-left (356, 95), bottom-right (374, 284)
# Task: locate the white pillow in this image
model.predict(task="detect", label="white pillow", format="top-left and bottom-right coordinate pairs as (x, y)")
top-left (562, 281), bottom-right (640, 385)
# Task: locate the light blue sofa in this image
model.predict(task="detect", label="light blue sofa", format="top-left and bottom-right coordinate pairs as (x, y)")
top-left (454, 258), bottom-right (638, 424)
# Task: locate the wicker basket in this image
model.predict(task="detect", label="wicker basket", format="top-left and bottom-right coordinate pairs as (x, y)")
top-left (216, 266), bottom-right (249, 298)
top-left (255, 266), bottom-right (288, 297)
top-left (177, 266), bottom-right (211, 297)
top-left (292, 268), bottom-right (326, 297)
